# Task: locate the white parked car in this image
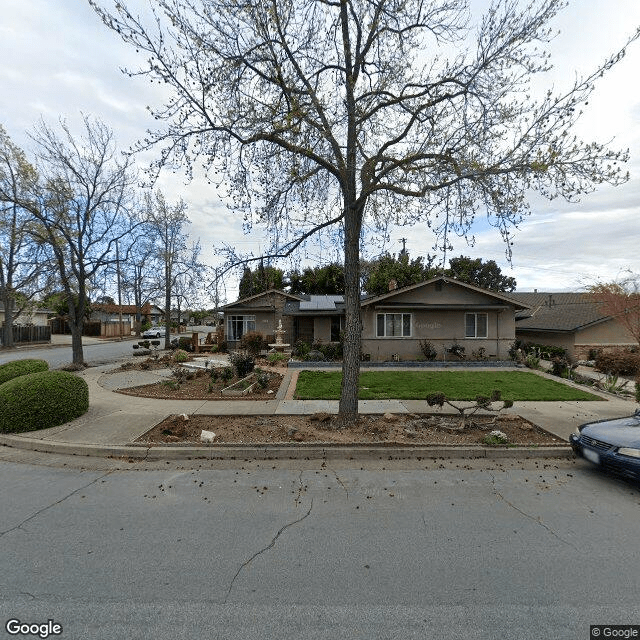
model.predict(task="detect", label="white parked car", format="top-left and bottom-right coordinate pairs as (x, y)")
top-left (142, 326), bottom-right (164, 339)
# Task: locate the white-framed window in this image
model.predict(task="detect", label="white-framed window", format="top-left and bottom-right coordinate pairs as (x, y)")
top-left (376, 313), bottom-right (411, 337)
top-left (465, 313), bottom-right (488, 338)
top-left (227, 315), bottom-right (256, 341)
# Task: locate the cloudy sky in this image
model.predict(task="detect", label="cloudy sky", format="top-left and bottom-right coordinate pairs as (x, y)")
top-left (1, 1), bottom-right (639, 302)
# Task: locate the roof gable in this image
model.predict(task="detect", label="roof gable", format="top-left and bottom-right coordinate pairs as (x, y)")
top-left (361, 276), bottom-right (528, 309)
top-left (222, 288), bottom-right (303, 310)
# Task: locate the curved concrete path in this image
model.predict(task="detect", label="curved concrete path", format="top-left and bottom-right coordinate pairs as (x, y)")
top-left (0, 363), bottom-right (636, 461)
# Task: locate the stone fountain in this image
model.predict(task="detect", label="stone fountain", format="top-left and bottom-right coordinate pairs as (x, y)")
top-left (268, 320), bottom-right (290, 353)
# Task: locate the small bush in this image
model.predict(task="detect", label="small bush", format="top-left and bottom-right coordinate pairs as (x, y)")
top-left (176, 337), bottom-right (193, 352)
top-left (0, 359), bottom-right (49, 386)
top-left (256, 369), bottom-right (270, 389)
top-left (419, 340), bottom-right (438, 361)
top-left (595, 349), bottom-right (640, 377)
top-left (0, 371), bottom-right (88, 433)
top-left (174, 349), bottom-right (189, 363)
top-left (525, 354), bottom-right (540, 369)
top-left (210, 368), bottom-right (220, 382)
top-left (229, 351), bottom-right (255, 378)
top-left (551, 356), bottom-right (571, 378)
top-left (240, 331), bottom-right (267, 356)
top-left (220, 367), bottom-right (233, 383)
top-left (267, 352), bottom-right (289, 364)
top-left (217, 340), bottom-right (228, 353)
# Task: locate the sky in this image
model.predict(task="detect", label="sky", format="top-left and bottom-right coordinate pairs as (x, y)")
top-left (1, 0), bottom-right (639, 303)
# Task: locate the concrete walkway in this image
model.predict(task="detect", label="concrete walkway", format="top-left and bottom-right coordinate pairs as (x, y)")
top-left (0, 361), bottom-right (637, 461)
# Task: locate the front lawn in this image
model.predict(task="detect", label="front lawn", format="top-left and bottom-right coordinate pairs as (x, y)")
top-left (294, 370), bottom-right (601, 401)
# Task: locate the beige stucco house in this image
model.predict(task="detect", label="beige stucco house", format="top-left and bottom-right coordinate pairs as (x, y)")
top-left (511, 292), bottom-right (637, 361)
top-left (357, 277), bottom-right (526, 361)
top-left (269, 277), bottom-right (525, 361)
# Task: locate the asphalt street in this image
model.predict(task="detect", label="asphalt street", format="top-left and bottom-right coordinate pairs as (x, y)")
top-left (0, 339), bottom-right (137, 369)
top-left (1, 454), bottom-right (639, 640)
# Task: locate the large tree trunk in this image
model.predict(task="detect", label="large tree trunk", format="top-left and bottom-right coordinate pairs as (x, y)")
top-left (1, 290), bottom-right (15, 348)
top-left (66, 299), bottom-right (85, 365)
top-left (339, 203), bottom-right (363, 423)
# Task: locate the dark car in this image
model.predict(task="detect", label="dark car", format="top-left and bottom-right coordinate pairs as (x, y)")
top-left (570, 409), bottom-right (640, 481)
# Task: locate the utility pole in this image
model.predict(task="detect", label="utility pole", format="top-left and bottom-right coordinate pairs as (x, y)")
top-left (116, 240), bottom-right (123, 340)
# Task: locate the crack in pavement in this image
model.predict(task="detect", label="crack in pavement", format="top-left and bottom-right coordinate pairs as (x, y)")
top-left (326, 464), bottom-right (349, 499)
top-left (0, 471), bottom-right (113, 537)
top-left (490, 474), bottom-right (577, 550)
top-left (223, 499), bottom-right (313, 604)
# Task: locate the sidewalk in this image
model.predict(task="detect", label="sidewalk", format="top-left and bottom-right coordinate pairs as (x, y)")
top-left (0, 363), bottom-right (637, 461)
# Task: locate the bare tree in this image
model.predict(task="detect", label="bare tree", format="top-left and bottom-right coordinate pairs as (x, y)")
top-left (0, 127), bottom-right (55, 348)
top-left (144, 190), bottom-right (197, 348)
top-left (7, 116), bottom-right (139, 364)
top-left (91, 0), bottom-right (637, 420)
top-left (588, 274), bottom-right (640, 346)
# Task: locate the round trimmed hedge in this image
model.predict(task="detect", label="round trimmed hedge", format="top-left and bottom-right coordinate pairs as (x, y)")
top-left (0, 359), bottom-right (49, 386)
top-left (0, 371), bottom-right (89, 433)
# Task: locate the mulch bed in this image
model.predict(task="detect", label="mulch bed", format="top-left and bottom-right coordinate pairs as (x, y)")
top-left (138, 412), bottom-right (565, 446)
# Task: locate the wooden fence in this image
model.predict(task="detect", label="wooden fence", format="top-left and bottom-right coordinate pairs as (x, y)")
top-left (0, 325), bottom-right (51, 346)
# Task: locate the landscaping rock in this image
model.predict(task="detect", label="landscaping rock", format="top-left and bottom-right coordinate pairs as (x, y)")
top-left (200, 429), bottom-right (216, 443)
top-left (383, 413), bottom-right (401, 423)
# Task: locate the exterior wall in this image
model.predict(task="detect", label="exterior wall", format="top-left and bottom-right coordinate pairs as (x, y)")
top-left (514, 330), bottom-right (576, 359)
top-left (0, 310), bottom-right (50, 326)
top-left (361, 307), bottom-right (516, 361)
top-left (575, 319), bottom-right (637, 360)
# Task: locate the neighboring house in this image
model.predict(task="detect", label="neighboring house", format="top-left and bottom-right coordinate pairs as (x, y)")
top-left (511, 292), bottom-right (637, 361)
top-left (0, 303), bottom-right (51, 327)
top-left (90, 303), bottom-right (165, 329)
top-left (224, 277), bottom-right (526, 361)
top-left (222, 289), bottom-right (304, 349)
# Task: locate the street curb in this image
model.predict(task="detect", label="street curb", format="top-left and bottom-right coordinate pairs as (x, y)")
top-left (0, 433), bottom-right (572, 461)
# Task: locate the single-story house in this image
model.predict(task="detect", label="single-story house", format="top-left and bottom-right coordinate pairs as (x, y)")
top-left (90, 303), bottom-right (164, 329)
top-left (224, 278), bottom-right (528, 361)
top-left (510, 292), bottom-right (637, 361)
top-left (0, 303), bottom-right (52, 327)
top-left (222, 289), bottom-right (303, 349)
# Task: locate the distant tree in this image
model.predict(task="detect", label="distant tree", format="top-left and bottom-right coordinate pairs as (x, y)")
top-left (445, 256), bottom-right (517, 292)
top-left (92, 0), bottom-right (636, 421)
top-left (588, 274), bottom-right (640, 346)
top-left (0, 126), bottom-right (54, 347)
top-left (288, 263), bottom-right (345, 295)
top-left (1, 117), bottom-right (139, 364)
top-left (238, 264), bottom-right (286, 298)
top-left (94, 295), bottom-right (116, 305)
top-left (362, 253), bottom-right (437, 296)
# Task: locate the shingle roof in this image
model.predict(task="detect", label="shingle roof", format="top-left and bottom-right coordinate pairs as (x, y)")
top-left (510, 292), bottom-right (609, 332)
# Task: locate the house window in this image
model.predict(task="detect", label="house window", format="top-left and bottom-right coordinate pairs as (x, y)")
top-left (465, 313), bottom-right (488, 338)
top-left (330, 316), bottom-right (343, 342)
top-left (227, 315), bottom-right (256, 341)
top-left (376, 313), bottom-right (411, 337)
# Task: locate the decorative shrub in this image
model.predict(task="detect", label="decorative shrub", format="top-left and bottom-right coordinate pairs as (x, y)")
top-left (175, 337), bottom-right (193, 352)
top-left (292, 339), bottom-right (311, 360)
top-left (419, 340), bottom-right (438, 361)
top-left (256, 369), bottom-right (270, 389)
top-left (267, 352), bottom-right (289, 364)
top-left (0, 359), bottom-right (49, 386)
top-left (0, 371), bottom-right (89, 433)
top-left (229, 351), bottom-right (255, 378)
top-left (240, 331), bottom-right (267, 356)
top-left (220, 367), bottom-right (234, 383)
top-left (447, 342), bottom-right (466, 359)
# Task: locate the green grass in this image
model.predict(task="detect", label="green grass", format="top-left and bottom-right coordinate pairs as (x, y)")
top-left (294, 370), bottom-right (601, 401)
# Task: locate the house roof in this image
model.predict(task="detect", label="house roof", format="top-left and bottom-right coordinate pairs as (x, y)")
top-left (222, 289), bottom-right (304, 311)
top-left (361, 276), bottom-right (529, 310)
top-left (91, 303), bottom-right (156, 315)
top-left (284, 295), bottom-right (347, 316)
top-left (509, 292), bottom-right (609, 332)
